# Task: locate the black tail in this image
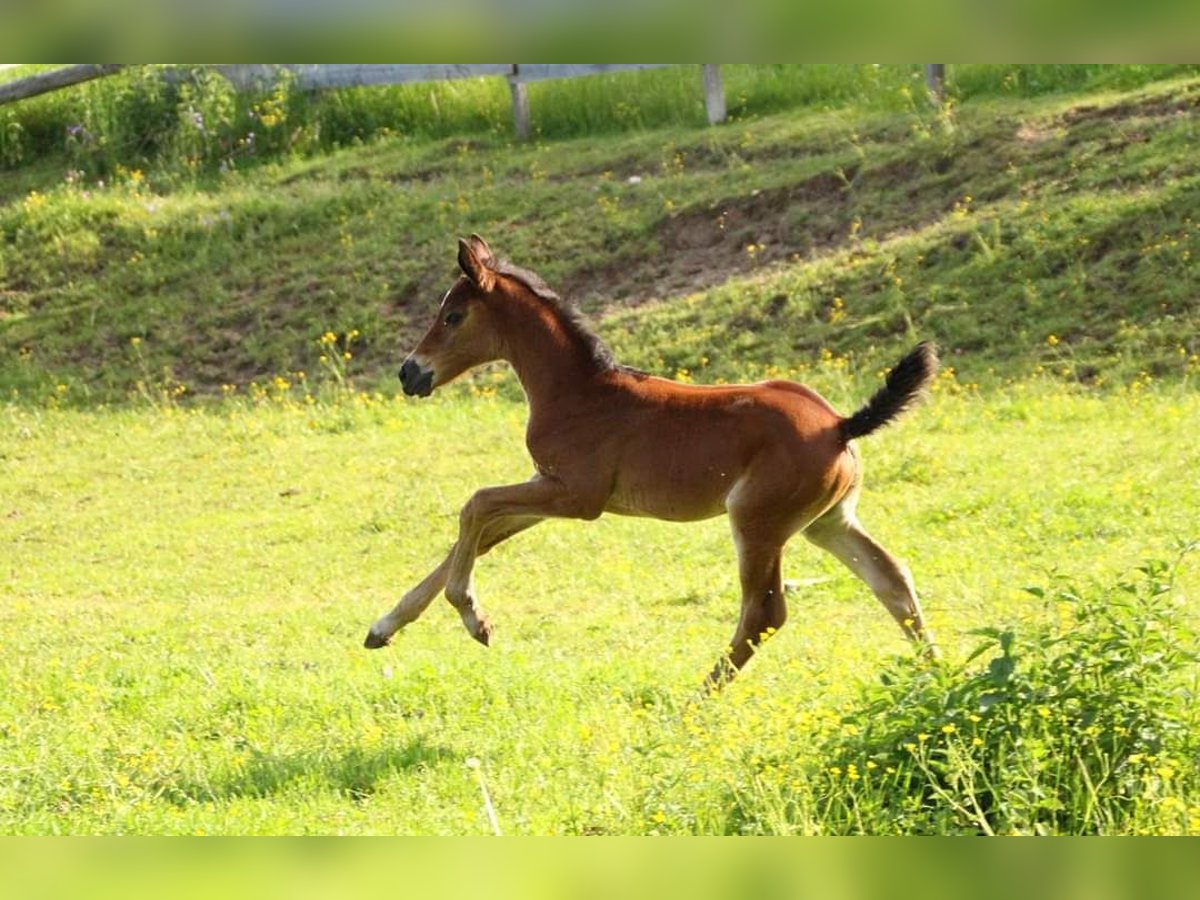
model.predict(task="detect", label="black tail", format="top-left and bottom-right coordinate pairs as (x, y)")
top-left (840, 342), bottom-right (938, 442)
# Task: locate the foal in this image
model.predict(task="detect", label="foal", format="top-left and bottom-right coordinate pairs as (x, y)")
top-left (365, 235), bottom-right (938, 686)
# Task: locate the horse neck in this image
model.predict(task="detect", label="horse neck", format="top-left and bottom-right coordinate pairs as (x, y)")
top-left (496, 294), bottom-right (603, 410)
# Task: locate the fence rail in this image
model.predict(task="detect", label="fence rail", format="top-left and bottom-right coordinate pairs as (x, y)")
top-left (208, 64), bottom-right (514, 90)
top-left (2, 64), bottom-right (949, 136)
top-left (0, 63), bottom-right (730, 136)
top-left (0, 64), bottom-right (125, 105)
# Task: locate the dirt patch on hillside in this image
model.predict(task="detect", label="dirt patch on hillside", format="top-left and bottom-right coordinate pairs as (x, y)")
top-left (1059, 84), bottom-right (1200, 127)
top-left (561, 156), bottom-right (969, 308)
top-left (561, 87), bottom-right (1199, 310)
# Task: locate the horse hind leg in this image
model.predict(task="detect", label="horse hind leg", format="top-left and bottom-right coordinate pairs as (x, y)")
top-left (804, 499), bottom-right (938, 657)
top-left (706, 528), bottom-right (787, 690)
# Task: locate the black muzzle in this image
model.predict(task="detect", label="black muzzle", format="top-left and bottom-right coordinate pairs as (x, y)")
top-left (398, 358), bottom-right (435, 397)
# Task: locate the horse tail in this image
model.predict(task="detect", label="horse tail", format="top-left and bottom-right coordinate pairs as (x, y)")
top-left (840, 342), bottom-right (938, 442)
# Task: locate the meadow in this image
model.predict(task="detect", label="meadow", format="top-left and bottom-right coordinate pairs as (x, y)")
top-left (2, 377), bottom-right (1197, 834)
top-left (1, 65), bottom-right (1199, 834)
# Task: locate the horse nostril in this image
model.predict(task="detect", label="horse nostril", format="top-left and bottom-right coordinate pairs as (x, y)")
top-left (399, 359), bottom-right (416, 387)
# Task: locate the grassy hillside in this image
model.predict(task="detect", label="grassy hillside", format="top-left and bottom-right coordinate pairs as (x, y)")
top-left (2, 67), bottom-right (1199, 404)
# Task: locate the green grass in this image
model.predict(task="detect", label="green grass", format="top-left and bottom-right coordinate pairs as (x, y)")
top-left (2, 383), bottom-right (1197, 834)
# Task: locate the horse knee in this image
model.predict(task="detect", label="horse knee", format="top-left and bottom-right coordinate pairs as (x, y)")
top-left (445, 580), bottom-right (471, 610)
top-left (459, 493), bottom-right (486, 530)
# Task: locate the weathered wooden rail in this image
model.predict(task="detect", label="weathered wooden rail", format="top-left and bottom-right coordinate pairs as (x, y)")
top-left (0, 64), bottom-right (126, 105)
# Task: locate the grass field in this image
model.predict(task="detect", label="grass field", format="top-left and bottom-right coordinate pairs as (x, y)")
top-left (2, 381), bottom-right (1197, 834)
top-left (2, 65), bottom-right (1199, 834)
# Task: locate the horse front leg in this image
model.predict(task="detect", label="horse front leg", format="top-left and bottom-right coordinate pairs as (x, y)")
top-left (444, 476), bottom-right (602, 645)
top-left (364, 556), bottom-right (452, 648)
top-left (363, 514), bottom-right (543, 649)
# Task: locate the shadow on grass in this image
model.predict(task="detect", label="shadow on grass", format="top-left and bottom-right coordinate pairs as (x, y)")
top-left (158, 736), bottom-right (453, 805)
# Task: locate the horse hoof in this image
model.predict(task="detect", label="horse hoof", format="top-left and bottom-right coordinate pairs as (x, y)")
top-left (363, 629), bottom-right (391, 649)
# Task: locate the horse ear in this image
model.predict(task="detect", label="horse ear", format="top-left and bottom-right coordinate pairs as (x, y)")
top-left (458, 236), bottom-right (496, 292)
top-left (467, 233), bottom-right (495, 266)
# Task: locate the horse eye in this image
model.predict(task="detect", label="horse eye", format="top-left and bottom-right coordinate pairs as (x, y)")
top-left (444, 311), bottom-right (465, 327)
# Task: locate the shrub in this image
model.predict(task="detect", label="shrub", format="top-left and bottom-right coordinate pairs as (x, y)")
top-left (812, 546), bottom-right (1198, 834)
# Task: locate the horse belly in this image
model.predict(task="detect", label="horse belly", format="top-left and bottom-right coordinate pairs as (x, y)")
top-left (605, 460), bottom-right (736, 522)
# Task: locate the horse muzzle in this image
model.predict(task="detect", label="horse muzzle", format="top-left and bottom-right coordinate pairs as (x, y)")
top-left (398, 357), bottom-right (435, 397)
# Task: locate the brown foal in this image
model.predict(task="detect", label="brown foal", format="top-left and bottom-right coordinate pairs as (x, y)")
top-left (365, 235), bottom-right (939, 686)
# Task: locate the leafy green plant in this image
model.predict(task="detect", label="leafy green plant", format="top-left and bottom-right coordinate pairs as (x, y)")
top-left (810, 545), bottom-right (1198, 834)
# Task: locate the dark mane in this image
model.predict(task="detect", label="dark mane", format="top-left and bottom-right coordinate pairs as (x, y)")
top-left (495, 260), bottom-right (618, 372)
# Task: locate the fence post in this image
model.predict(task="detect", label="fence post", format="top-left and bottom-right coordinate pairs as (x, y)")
top-left (508, 66), bottom-right (530, 139)
top-left (925, 64), bottom-right (946, 102)
top-left (702, 64), bottom-right (726, 125)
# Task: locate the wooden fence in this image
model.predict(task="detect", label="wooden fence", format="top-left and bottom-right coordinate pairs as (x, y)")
top-left (212, 64), bottom-right (728, 138)
top-left (2, 63), bottom-right (950, 134)
top-left (0, 63), bottom-right (729, 138)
